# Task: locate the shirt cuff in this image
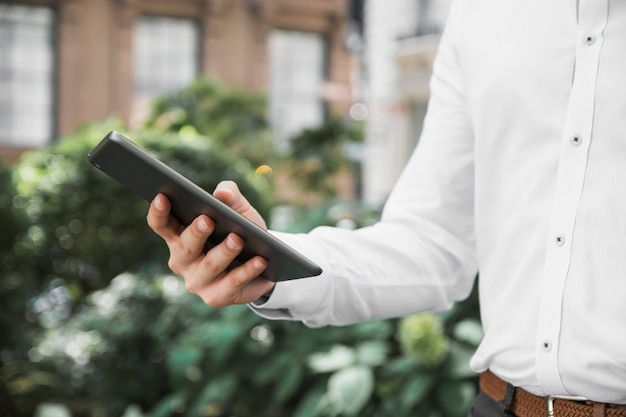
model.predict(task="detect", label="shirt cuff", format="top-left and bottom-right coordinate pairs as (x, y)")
top-left (248, 231), bottom-right (332, 324)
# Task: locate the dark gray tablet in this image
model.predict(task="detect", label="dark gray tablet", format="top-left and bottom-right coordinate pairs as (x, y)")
top-left (88, 130), bottom-right (322, 282)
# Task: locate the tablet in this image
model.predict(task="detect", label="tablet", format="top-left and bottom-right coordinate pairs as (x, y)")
top-left (88, 130), bottom-right (322, 282)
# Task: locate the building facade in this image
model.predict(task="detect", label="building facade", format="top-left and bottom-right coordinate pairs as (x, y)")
top-left (2, 0), bottom-right (454, 208)
top-left (359, 0), bottom-right (451, 205)
top-left (0, 0), bottom-right (353, 163)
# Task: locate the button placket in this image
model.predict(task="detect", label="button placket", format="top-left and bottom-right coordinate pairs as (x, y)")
top-left (535, 0), bottom-right (608, 394)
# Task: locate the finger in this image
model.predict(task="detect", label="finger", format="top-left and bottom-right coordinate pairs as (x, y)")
top-left (226, 256), bottom-right (268, 291)
top-left (196, 257), bottom-right (272, 307)
top-left (147, 194), bottom-right (183, 239)
top-left (194, 233), bottom-right (246, 281)
top-left (213, 181), bottom-right (267, 229)
top-left (236, 276), bottom-right (275, 304)
top-left (174, 214), bottom-right (215, 264)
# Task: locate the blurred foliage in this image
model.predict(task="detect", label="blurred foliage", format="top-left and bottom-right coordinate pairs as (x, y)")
top-left (276, 199), bottom-right (381, 233)
top-left (1, 119), bottom-right (271, 415)
top-left (146, 76), bottom-right (363, 203)
top-left (287, 115), bottom-right (363, 201)
top-left (398, 314), bottom-right (450, 368)
top-left (0, 158), bottom-right (30, 348)
top-left (28, 271), bottom-right (480, 417)
top-left (1, 77), bottom-right (481, 416)
top-left (144, 77), bottom-right (272, 168)
top-left (0, 159), bottom-right (36, 416)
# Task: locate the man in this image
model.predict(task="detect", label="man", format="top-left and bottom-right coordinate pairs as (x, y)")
top-left (147, 0), bottom-right (626, 415)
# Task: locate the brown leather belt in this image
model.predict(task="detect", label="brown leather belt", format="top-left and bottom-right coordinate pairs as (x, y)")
top-left (480, 370), bottom-right (626, 417)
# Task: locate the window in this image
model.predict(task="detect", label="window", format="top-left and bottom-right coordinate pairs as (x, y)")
top-left (133, 16), bottom-right (199, 103)
top-left (0, 4), bottom-right (55, 147)
top-left (269, 30), bottom-right (326, 151)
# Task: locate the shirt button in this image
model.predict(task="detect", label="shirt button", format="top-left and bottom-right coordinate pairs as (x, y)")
top-left (583, 34), bottom-right (596, 46)
top-left (570, 135), bottom-right (582, 146)
top-left (555, 234), bottom-right (565, 247)
top-left (542, 340), bottom-right (553, 352)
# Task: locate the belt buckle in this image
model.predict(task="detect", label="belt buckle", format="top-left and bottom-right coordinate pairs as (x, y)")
top-left (545, 395), bottom-right (588, 417)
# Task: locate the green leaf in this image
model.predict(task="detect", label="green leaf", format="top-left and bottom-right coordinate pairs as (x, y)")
top-left (293, 383), bottom-right (328, 417)
top-left (356, 340), bottom-right (389, 367)
top-left (252, 352), bottom-right (292, 385)
top-left (167, 346), bottom-right (202, 380)
top-left (327, 365), bottom-right (374, 416)
top-left (397, 313), bottom-right (450, 368)
top-left (146, 390), bottom-right (189, 417)
top-left (400, 373), bottom-right (436, 410)
top-left (444, 342), bottom-right (476, 379)
top-left (120, 404), bottom-right (144, 417)
top-left (275, 363), bottom-right (303, 404)
top-left (308, 345), bottom-right (356, 373)
top-left (209, 322), bottom-right (244, 365)
top-left (451, 320), bottom-right (484, 347)
top-left (436, 380), bottom-right (477, 417)
top-left (188, 373), bottom-right (238, 416)
top-left (382, 356), bottom-right (417, 377)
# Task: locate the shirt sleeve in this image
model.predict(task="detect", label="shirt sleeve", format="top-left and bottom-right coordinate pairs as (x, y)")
top-left (250, 0), bottom-right (478, 327)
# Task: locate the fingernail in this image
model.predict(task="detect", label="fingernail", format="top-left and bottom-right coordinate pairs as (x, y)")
top-left (253, 258), bottom-right (266, 270)
top-left (215, 183), bottom-right (234, 198)
top-left (226, 234), bottom-right (241, 250)
top-left (198, 217), bottom-right (210, 232)
top-left (154, 196), bottom-right (163, 210)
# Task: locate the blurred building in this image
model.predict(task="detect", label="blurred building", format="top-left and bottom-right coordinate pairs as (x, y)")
top-left (0, 0), bottom-right (353, 163)
top-left (1, 0), bottom-right (453, 208)
top-left (354, 0), bottom-right (452, 205)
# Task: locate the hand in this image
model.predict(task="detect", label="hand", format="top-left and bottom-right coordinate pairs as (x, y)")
top-left (146, 180), bottom-right (275, 307)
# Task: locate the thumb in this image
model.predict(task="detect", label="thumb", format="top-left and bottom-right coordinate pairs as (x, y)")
top-left (213, 180), bottom-right (267, 229)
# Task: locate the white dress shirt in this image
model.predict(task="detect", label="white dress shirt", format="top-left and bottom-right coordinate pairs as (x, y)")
top-left (251, 0), bottom-right (626, 403)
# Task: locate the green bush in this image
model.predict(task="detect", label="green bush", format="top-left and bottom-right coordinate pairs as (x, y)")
top-left (0, 159), bottom-right (30, 348)
top-left (2, 119), bottom-right (272, 415)
top-left (0, 159), bottom-right (40, 415)
top-left (145, 77), bottom-right (272, 168)
top-left (287, 115), bottom-right (363, 200)
top-left (32, 270), bottom-right (480, 417)
top-left (145, 77), bottom-right (364, 203)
